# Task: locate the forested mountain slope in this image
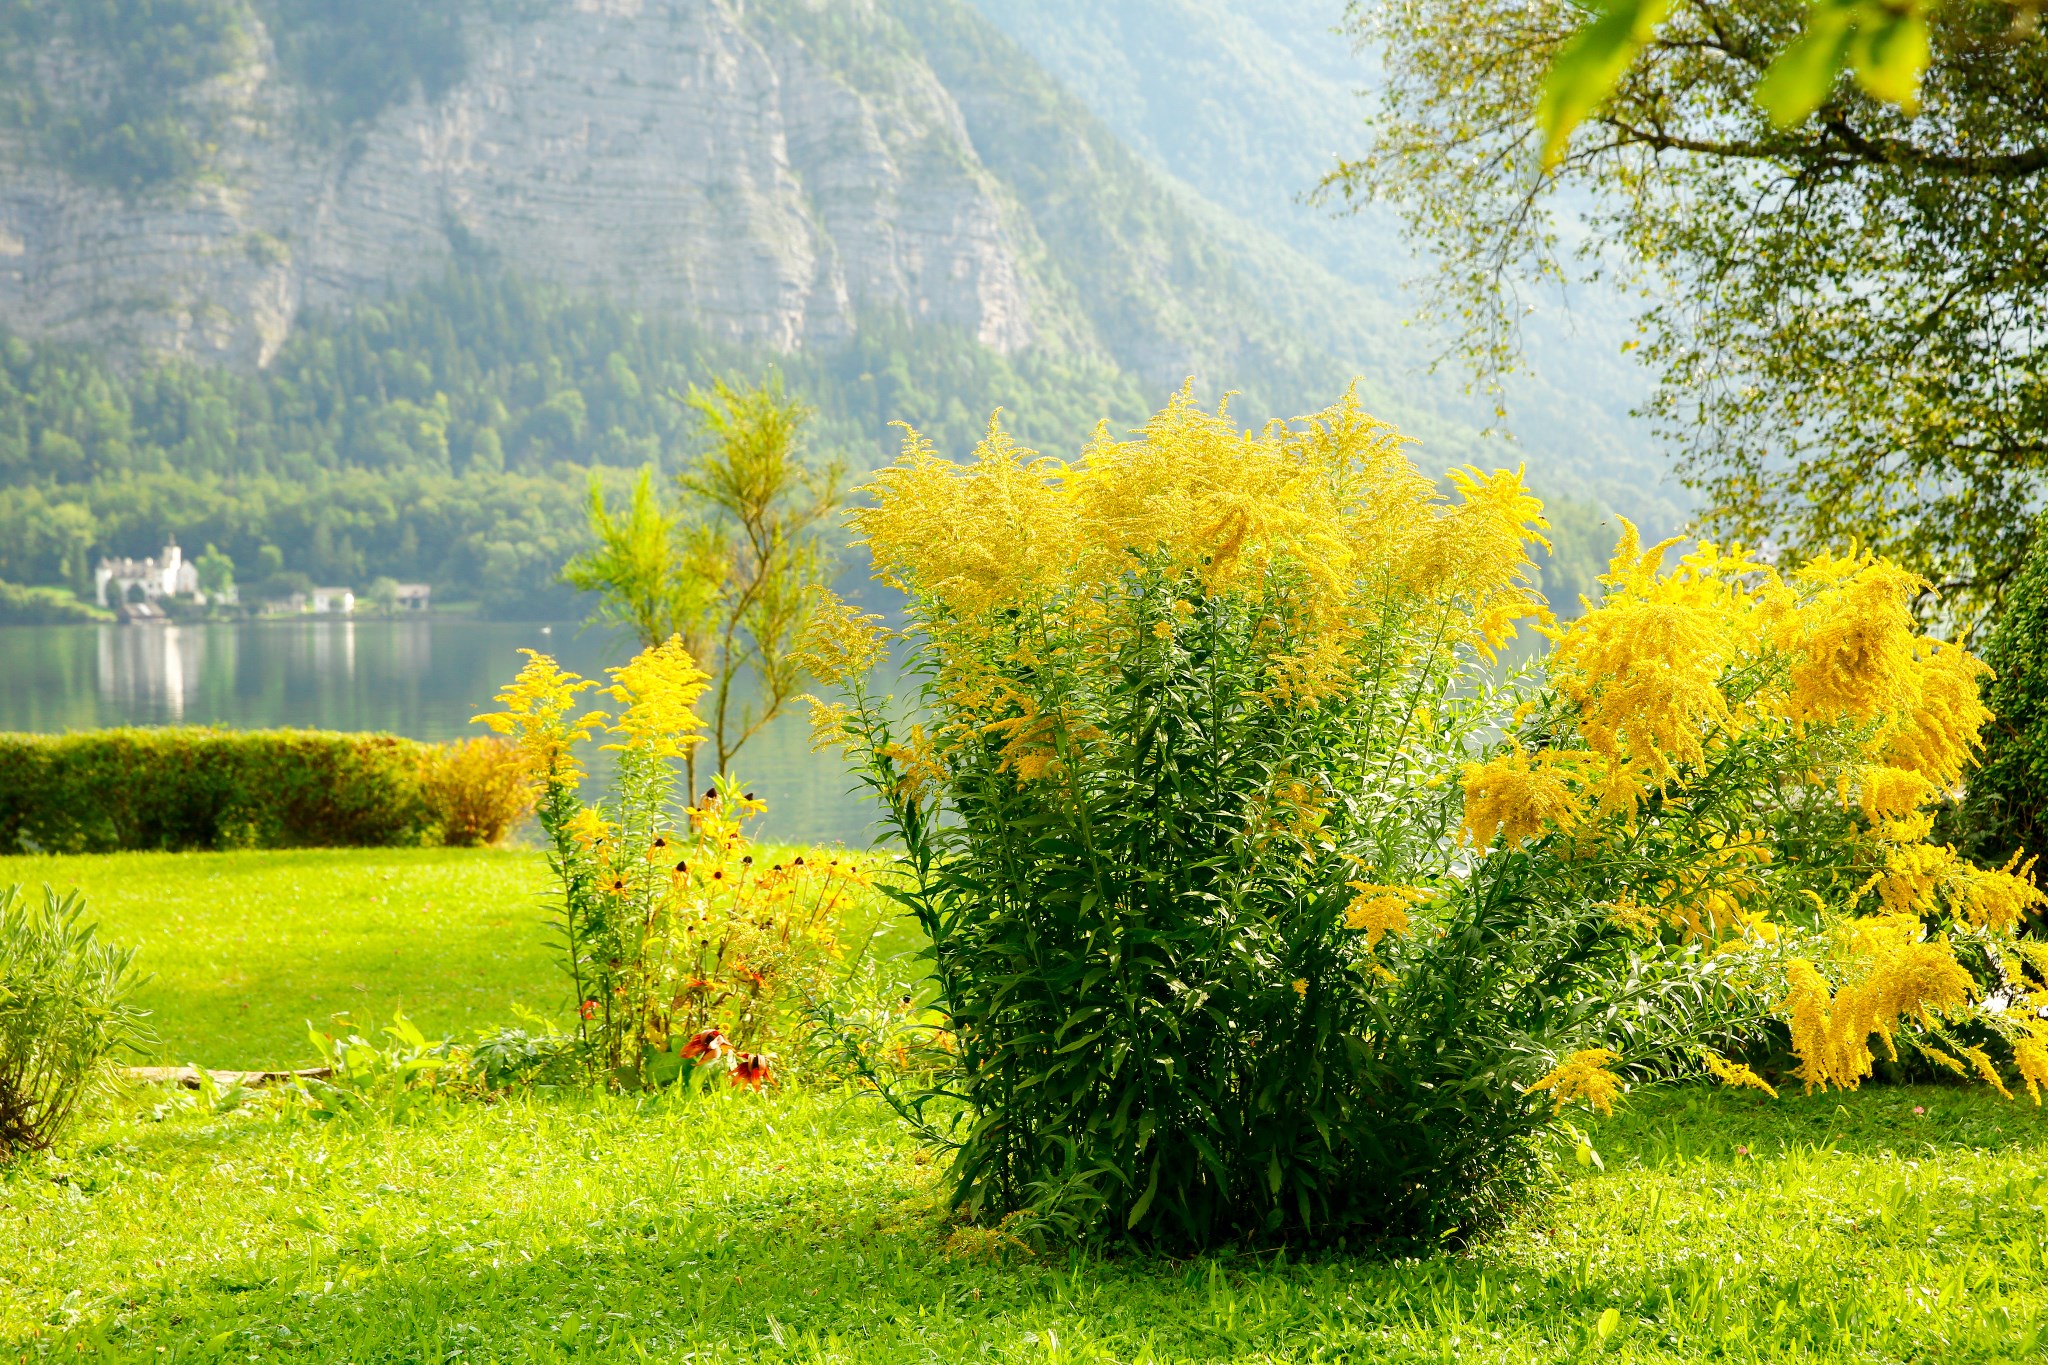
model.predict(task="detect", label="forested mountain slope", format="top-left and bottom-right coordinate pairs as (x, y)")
top-left (0, 0), bottom-right (1622, 617)
top-left (962, 0), bottom-right (1679, 533)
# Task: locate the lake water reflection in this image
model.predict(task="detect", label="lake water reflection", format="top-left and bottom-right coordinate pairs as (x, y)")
top-left (0, 619), bottom-right (879, 847)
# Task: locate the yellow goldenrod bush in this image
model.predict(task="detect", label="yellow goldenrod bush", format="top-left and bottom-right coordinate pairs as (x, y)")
top-left (803, 386), bottom-right (2046, 1251)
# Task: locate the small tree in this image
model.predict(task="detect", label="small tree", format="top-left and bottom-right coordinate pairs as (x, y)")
top-left (563, 376), bottom-right (842, 792)
top-left (195, 544), bottom-right (234, 600)
top-left (366, 577), bottom-right (401, 616)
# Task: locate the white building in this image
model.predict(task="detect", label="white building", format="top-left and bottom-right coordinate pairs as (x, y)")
top-left (95, 541), bottom-right (200, 607)
top-left (310, 586), bottom-right (356, 614)
top-left (394, 583), bottom-right (431, 611)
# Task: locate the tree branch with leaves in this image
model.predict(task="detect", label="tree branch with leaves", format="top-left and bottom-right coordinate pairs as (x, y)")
top-left (562, 376), bottom-right (843, 793)
top-left (1326, 0), bottom-right (2048, 633)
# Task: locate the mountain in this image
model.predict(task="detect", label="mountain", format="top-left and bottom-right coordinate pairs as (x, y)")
top-left (0, 0), bottom-right (1638, 617)
top-left (958, 0), bottom-right (1683, 534)
top-left (0, 0), bottom-right (1366, 412)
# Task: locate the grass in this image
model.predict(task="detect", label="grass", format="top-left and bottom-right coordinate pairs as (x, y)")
top-left (0, 850), bottom-right (561, 1068)
top-left (4, 850), bottom-right (2047, 1362)
top-left (6, 1086), bottom-right (2046, 1362)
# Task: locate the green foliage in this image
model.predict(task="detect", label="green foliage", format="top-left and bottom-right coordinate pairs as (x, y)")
top-left (0, 883), bottom-right (154, 1155)
top-left (0, 269), bottom-right (1148, 612)
top-left (1968, 512), bottom-right (2048, 878)
top-left (0, 1), bottom-right (483, 190)
top-left (292, 1010), bottom-right (461, 1123)
top-left (0, 0), bottom-right (244, 192)
top-left (193, 543), bottom-right (234, 597)
top-left (1540, 0), bottom-right (1951, 156)
top-left (1340, 0), bottom-right (2048, 627)
top-left (662, 377), bottom-right (842, 782)
top-left (262, 0), bottom-right (468, 128)
top-left (0, 580), bottom-right (110, 624)
top-left (0, 728), bottom-right (529, 853)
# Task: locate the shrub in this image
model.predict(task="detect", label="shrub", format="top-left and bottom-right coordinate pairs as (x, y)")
top-left (474, 644), bottom-right (866, 1089)
top-left (0, 729), bottom-right (527, 852)
top-left (1968, 514), bottom-right (2048, 895)
top-left (0, 884), bottom-right (155, 1156)
top-left (807, 389), bottom-right (2047, 1250)
top-left (0, 580), bottom-right (112, 624)
top-left (420, 736), bottom-right (534, 847)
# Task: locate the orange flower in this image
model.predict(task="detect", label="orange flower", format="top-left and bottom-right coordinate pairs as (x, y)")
top-left (679, 1029), bottom-right (729, 1062)
top-left (730, 1052), bottom-right (773, 1090)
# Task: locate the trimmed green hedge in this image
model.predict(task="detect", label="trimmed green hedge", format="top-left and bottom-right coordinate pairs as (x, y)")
top-left (0, 729), bottom-right (446, 853)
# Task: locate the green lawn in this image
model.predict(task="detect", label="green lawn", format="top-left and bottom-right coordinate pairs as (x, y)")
top-left (4, 850), bottom-right (2047, 1362)
top-left (0, 849), bottom-right (562, 1067)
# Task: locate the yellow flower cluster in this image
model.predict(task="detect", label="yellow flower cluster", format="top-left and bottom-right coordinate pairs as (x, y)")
top-left (1850, 813), bottom-right (2046, 930)
top-left (471, 648), bottom-right (604, 788)
top-left (604, 634), bottom-right (709, 758)
top-left (1700, 1051), bottom-right (1778, 1098)
top-left (1526, 1048), bottom-right (1625, 1115)
top-left (849, 386), bottom-right (1551, 719)
top-left (796, 590), bottom-right (890, 688)
top-left (1460, 745), bottom-right (1585, 849)
top-left (1781, 915), bottom-right (1976, 1091)
top-left (1462, 523), bottom-right (2002, 888)
top-left (1343, 882), bottom-right (1428, 946)
top-left (878, 723), bottom-right (947, 804)
top-left (1547, 529), bottom-right (1758, 782)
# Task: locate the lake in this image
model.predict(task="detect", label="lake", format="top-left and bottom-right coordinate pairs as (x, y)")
top-left (0, 618), bottom-right (880, 847)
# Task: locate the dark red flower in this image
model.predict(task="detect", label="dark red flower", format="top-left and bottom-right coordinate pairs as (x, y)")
top-left (729, 1052), bottom-right (772, 1090)
top-left (579, 1000), bottom-right (598, 1020)
top-left (679, 1028), bottom-right (729, 1062)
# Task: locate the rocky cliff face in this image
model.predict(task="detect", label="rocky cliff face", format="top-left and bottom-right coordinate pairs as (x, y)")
top-left (0, 0), bottom-right (1046, 368)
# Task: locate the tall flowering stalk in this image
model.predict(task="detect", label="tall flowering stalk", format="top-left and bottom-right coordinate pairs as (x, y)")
top-left (477, 638), bottom-right (859, 1088)
top-left (806, 387), bottom-right (2043, 1250)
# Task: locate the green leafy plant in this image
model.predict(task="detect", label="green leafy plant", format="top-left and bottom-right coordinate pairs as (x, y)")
top-left (1536, 0), bottom-right (1989, 163)
top-left (0, 883), bottom-right (155, 1156)
top-left (1966, 511), bottom-right (2048, 900)
top-left (469, 1011), bottom-right (583, 1091)
top-left (291, 1012), bottom-right (458, 1125)
top-left (564, 375), bottom-right (843, 791)
top-left (474, 641), bottom-right (864, 1090)
top-left (807, 389), bottom-right (2043, 1249)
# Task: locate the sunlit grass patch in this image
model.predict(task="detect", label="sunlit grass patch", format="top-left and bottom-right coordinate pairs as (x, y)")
top-left (2, 1083), bottom-right (2044, 1362)
top-left (0, 848), bottom-right (559, 1067)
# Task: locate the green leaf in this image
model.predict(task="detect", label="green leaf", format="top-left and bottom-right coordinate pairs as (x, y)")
top-left (1537, 0), bottom-right (1670, 166)
top-left (1848, 10), bottom-right (1930, 111)
top-left (1755, 11), bottom-right (1855, 128)
top-left (643, 1044), bottom-right (683, 1088)
top-left (1126, 1159), bottom-right (1161, 1229)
